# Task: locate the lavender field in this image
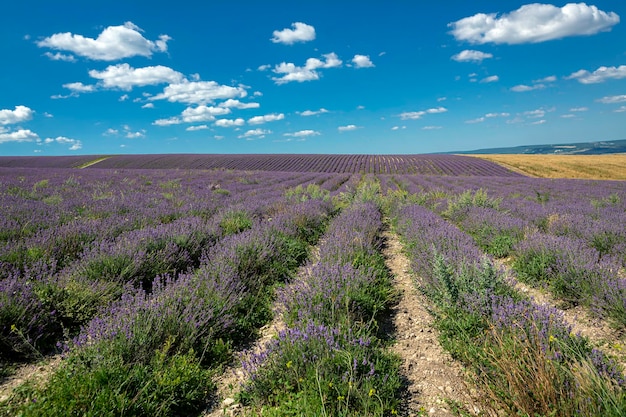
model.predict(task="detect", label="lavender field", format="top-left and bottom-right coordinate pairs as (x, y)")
top-left (1, 155), bottom-right (625, 416)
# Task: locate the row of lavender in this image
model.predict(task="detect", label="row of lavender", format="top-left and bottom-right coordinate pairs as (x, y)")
top-left (1, 170), bottom-right (342, 415)
top-left (387, 174), bottom-right (626, 329)
top-left (0, 168), bottom-right (357, 360)
top-left (240, 199), bottom-right (400, 415)
top-left (391, 201), bottom-right (625, 416)
top-left (0, 154), bottom-right (521, 176)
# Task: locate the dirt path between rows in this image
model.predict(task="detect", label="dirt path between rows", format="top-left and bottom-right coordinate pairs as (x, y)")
top-left (382, 230), bottom-right (483, 416)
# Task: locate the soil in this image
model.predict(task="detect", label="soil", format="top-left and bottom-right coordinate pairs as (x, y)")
top-left (0, 355), bottom-right (62, 403)
top-left (382, 230), bottom-right (484, 416)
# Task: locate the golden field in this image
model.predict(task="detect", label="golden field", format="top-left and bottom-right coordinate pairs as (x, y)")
top-left (468, 154), bottom-right (626, 180)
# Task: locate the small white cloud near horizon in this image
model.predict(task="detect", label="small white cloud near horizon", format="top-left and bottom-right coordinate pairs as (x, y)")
top-left (37, 22), bottom-right (171, 61)
top-left (271, 22), bottom-right (316, 45)
top-left (219, 99), bottom-right (260, 109)
top-left (248, 113), bottom-right (285, 125)
top-left (299, 108), bottom-right (329, 117)
top-left (150, 80), bottom-right (247, 105)
top-left (44, 136), bottom-right (82, 150)
top-left (239, 128), bottom-right (271, 139)
top-left (451, 49), bottom-right (493, 63)
top-left (186, 125), bottom-right (209, 131)
top-left (338, 124), bottom-right (359, 132)
top-left (0, 129), bottom-right (39, 144)
top-left (399, 107), bottom-right (447, 120)
top-left (422, 125), bottom-right (442, 130)
top-left (570, 106), bottom-right (589, 111)
top-left (284, 130), bottom-right (320, 137)
top-left (449, 3), bottom-right (620, 45)
top-left (352, 55), bottom-right (375, 68)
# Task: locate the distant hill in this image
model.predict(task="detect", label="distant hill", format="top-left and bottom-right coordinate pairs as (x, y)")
top-left (455, 139), bottom-right (626, 155)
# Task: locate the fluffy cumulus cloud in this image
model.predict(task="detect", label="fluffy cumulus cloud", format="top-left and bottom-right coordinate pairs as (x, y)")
top-left (248, 113), bottom-right (285, 125)
top-left (0, 129), bottom-right (39, 144)
top-left (186, 125), bottom-right (209, 131)
top-left (271, 22), bottom-right (316, 45)
top-left (38, 22), bottom-right (171, 61)
top-left (44, 136), bottom-right (82, 150)
top-left (150, 81), bottom-right (247, 105)
top-left (449, 3), bottom-right (619, 45)
top-left (154, 105), bottom-right (231, 126)
top-left (399, 107), bottom-right (447, 120)
top-left (89, 64), bottom-right (184, 90)
top-left (284, 130), bottom-right (320, 137)
top-left (352, 55), bottom-right (375, 68)
top-left (272, 53), bottom-right (342, 84)
top-left (43, 52), bottom-right (76, 62)
top-left (214, 118), bottom-right (245, 127)
top-left (299, 108), bottom-right (329, 116)
top-left (451, 49), bottom-right (493, 63)
top-left (338, 124), bottom-right (359, 132)
top-left (218, 99), bottom-right (260, 109)
top-left (239, 128), bottom-right (270, 139)
top-left (0, 105), bottom-right (34, 125)
top-left (597, 94), bottom-right (626, 104)
top-left (567, 65), bottom-right (626, 84)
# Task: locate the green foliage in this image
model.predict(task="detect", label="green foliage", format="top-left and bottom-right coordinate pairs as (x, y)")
top-left (512, 247), bottom-right (557, 286)
top-left (219, 210), bottom-right (253, 235)
top-left (285, 184), bottom-right (330, 203)
top-left (442, 189), bottom-right (502, 220)
top-left (2, 341), bottom-right (213, 417)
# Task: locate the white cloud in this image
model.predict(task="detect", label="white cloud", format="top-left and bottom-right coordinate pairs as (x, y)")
top-left (449, 3), bottom-right (619, 45)
top-left (89, 63), bottom-right (184, 91)
top-left (486, 112), bottom-right (510, 118)
top-left (352, 54), bottom-right (375, 68)
top-left (186, 125), bottom-right (209, 131)
top-left (153, 117), bottom-right (180, 126)
top-left (525, 109), bottom-right (546, 118)
top-left (481, 75), bottom-right (499, 83)
top-left (125, 130), bottom-right (146, 138)
top-left (181, 105), bottom-right (230, 123)
top-left (391, 125), bottom-right (407, 130)
top-left (534, 75), bottom-right (557, 83)
top-left (399, 107), bottom-right (447, 120)
top-left (141, 103), bottom-right (155, 109)
top-left (214, 118), bottom-right (245, 127)
top-left (45, 136), bottom-right (82, 150)
top-left (0, 105), bottom-right (34, 125)
top-left (561, 114), bottom-right (576, 118)
top-left (532, 119), bottom-right (547, 125)
top-left (239, 128), bottom-right (270, 139)
top-left (43, 52), bottom-right (76, 62)
top-left (451, 49), bottom-right (493, 63)
top-left (271, 22), bottom-right (315, 45)
top-left (272, 53), bottom-right (342, 84)
top-left (299, 108), bottom-right (329, 116)
top-left (103, 128), bottom-right (119, 135)
top-left (568, 65), bottom-right (626, 84)
top-left (467, 112), bottom-right (510, 124)
top-left (37, 21), bottom-right (171, 61)
top-left (258, 64), bottom-right (271, 71)
top-left (284, 130), bottom-right (320, 137)
top-left (248, 113), bottom-right (285, 125)
top-left (466, 117), bottom-right (485, 124)
top-left (597, 95), bottom-right (626, 104)
top-left (422, 126), bottom-right (442, 130)
top-left (338, 124), bottom-right (359, 132)
top-left (119, 94), bottom-right (129, 101)
top-left (0, 129), bottom-right (39, 143)
top-left (218, 99), bottom-right (260, 109)
top-left (615, 106), bottom-right (626, 113)
top-left (511, 83), bottom-right (546, 92)
top-left (570, 106), bottom-right (589, 111)
top-left (151, 80), bottom-right (247, 105)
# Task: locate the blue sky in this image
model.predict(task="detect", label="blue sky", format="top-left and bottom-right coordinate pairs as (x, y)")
top-left (1, 1), bottom-right (625, 155)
